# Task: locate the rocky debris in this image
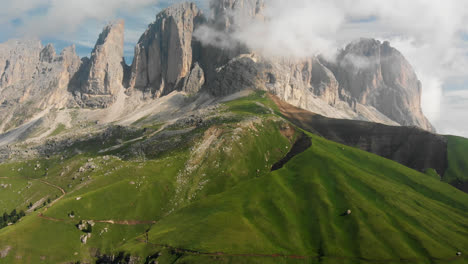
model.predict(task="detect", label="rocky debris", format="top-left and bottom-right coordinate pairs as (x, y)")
top-left (346, 209), bottom-right (352, 215)
top-left (99, 227), bottom-right (109, 236)
top-left (39, 44), bottom-right (56, 63)
top-left (0, 183), bottom-right (11, 189)
top-left (128, 3), bottom-right (204, 97)
top-left (77, 220), bottom-right (95, 232)
top-left (182, 63), bottom-right (205, 94)
top-left (80, 233), bottom-right (91, 244)
top-left (78, 161), bottom-right (97, 173)
top-left (0, 246), bottom-right (11, 258)
top-left (72, 20), bottom-right (125, 108)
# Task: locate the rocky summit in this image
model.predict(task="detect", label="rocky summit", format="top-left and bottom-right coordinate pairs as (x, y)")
top-left (0, 1), bottom-right (434, 140)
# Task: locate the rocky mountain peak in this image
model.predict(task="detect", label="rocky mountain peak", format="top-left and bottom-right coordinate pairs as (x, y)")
top-left (0, 39), bottom-right (43, 88)
top-left (0, 3), bottom-right (436, 134)
top-left (39, 44), bottom-right (56, 63)
top-left (74, 20), bottom-right (125, 108)
top-left (128, 2), bottom-right (204, 97)
top-left (327, 38), bottom-right (434, 131)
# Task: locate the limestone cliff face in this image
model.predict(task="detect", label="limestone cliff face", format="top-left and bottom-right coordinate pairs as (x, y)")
top-left (0, 2), bottom-right (436, 134)
top-left (0, 40), bottom-right (81, 133)
top-left (0, 40), bottom-right (43, 89)
top-left (324, 39), bottom-right (434, 131)
top-left (210, 0), bottom-right (265, 31)
top-left (128, 3), bottom-right (204, 97)
top-left (74, 20), bottom-right (125, 108)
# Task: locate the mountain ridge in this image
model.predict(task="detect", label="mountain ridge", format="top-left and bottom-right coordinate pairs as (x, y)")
top-left (0, 1), bottom-right (434, 141)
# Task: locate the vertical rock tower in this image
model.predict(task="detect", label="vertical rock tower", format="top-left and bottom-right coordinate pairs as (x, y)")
top-left (75, 20), bottom-right (125, 108)
top-left (128, 3), bottom-right (204, 97)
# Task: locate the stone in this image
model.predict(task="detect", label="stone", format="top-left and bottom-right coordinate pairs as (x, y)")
top-left (74, 20), bottom-right (125, 108)
top-left (182, 63), bottom-right (205, 94)
top-left (0, 40), bottom-right (81, 133)
top-left (128, 3), bottom-right (204, 97)
top-left (324, 38), bottom-right (434, 131)
top-left (39, 44), bottom-right (56, 63)
top-left (80, 233), bottom-right (91, 244)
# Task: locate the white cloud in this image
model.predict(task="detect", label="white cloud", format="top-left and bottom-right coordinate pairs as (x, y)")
top-left (5, 0), bottom-right (157, 37)
top-left (434, 90), bottom-right (468, 137)
top-left (197, 0), bottom-right (468, 135)
top-left (1, 0), bottom-right (467, 136)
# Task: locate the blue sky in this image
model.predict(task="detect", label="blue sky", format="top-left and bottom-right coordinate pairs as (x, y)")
top-left (0, 0), bottom-right (208, 62)
top-left (0, 0), bottom-right (467, 136)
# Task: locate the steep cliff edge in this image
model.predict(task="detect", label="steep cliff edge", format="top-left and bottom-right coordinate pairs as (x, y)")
top-left (71, 20), bottom-right (125, 108)
top-left (323, 39), bottom-right (434, 131)
top-left (0, 1), bottom-right (435, 135)
top-left (128, 3), bottom-right (204, 97)
top-left (0, 40), bottom-right (81, 133)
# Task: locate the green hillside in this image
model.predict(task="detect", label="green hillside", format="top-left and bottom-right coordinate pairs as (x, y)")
top-left (444, 136), bottom-right (468, 191)
top-left (0, 91), bottom-right (467, 263)
top-left (122, 132), bottom-right (468, 264)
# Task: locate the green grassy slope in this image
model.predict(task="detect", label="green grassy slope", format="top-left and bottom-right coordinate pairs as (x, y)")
top-left (0, 91), bottom-right (467, 263)
top-left (444, 136), bottom-right (468, 188)
top-left (131, 133), bottom-right (468, 264)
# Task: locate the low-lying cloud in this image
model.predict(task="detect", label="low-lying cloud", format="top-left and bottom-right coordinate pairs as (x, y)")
top-left (1, 0), bottom-right (467, 136)
top-left (196, 0), bottom-right (468, 135)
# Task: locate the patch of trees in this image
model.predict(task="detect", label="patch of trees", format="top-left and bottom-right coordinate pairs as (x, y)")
top-left (0, 209), bottom-right (25, 229)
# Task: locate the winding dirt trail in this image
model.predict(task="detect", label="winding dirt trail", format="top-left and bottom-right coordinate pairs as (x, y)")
top-left (36, 179), bottom-right (66, 219)
top-left (35, 179), bottom-right (155, 226)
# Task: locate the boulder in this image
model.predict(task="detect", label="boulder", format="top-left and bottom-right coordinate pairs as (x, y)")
top-left (80, 233), bottom-right (91, 244)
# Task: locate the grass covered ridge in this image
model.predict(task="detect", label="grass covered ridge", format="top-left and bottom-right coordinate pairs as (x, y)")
top-left (0, 91), bottom-right (467, 263)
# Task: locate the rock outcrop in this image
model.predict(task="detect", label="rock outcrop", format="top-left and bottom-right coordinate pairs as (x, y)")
top-left (197, 4), bottom-right (432, 130)
top-left (0, 40), bottom-right (43, 88)
top-left (73, 20), bottom-right (125, 108)
top-left (324, 39), bottom-right (434, 131)
top-left (128, 3), bottom-right (204, 97)
top-left (0, 40), bottom-right (81, 133)
top-left (210, 0), bottom-right (265, 31)
top-left (0, 2), bottom-right (435, 134)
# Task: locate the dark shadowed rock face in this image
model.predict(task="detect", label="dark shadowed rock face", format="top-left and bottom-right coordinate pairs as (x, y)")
top-left (271, 94), bottom-right (448, 176)
top-left (128, 3), bottom-right (204, 97)
top-left (323, 39), bottom-right (434, 132)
